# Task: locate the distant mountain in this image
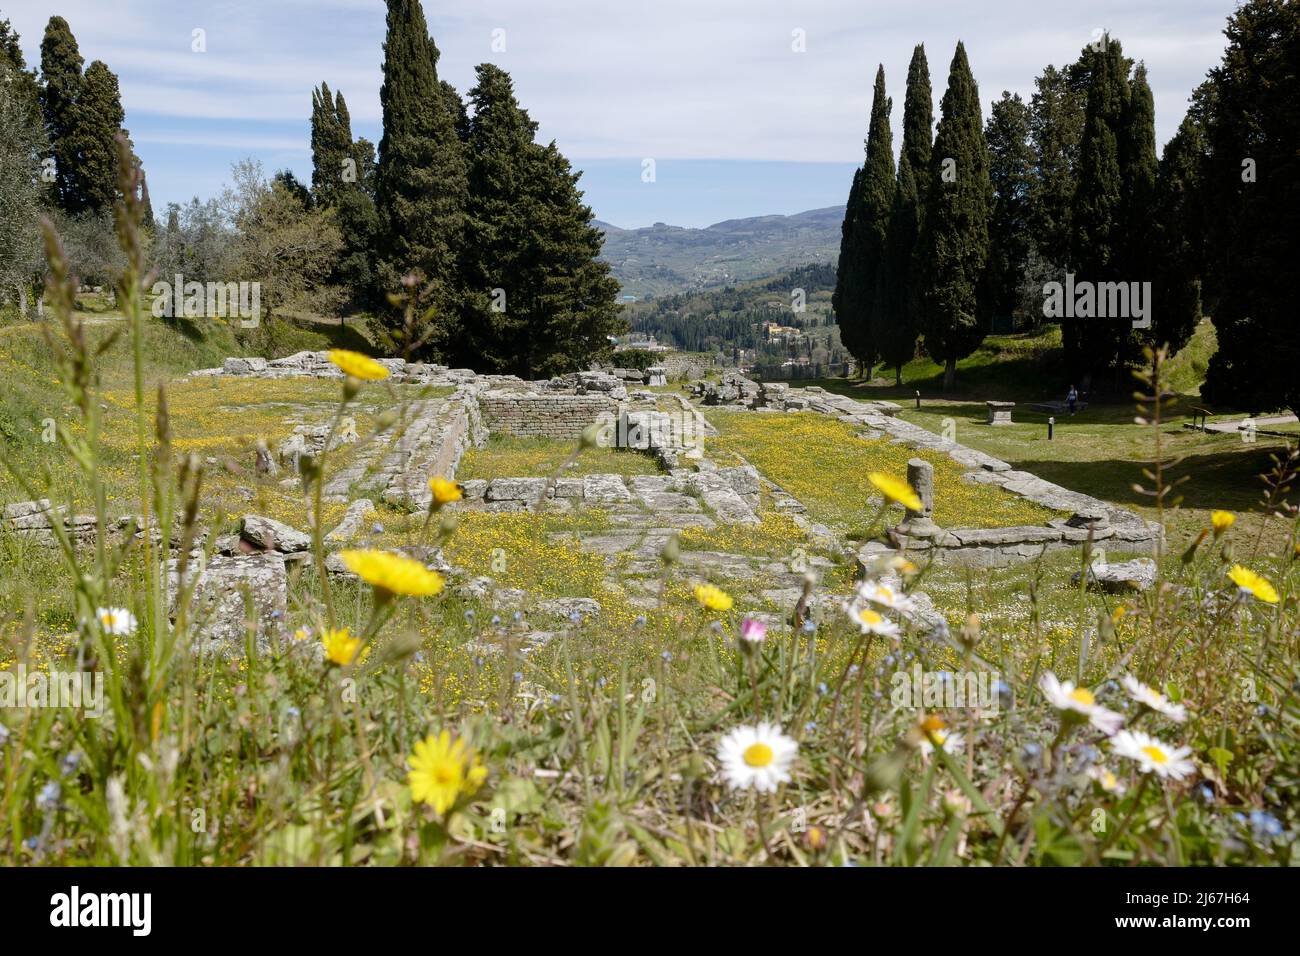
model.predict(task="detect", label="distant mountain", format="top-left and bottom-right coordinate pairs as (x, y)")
top-left (597, 205), bottom-right (845, 300)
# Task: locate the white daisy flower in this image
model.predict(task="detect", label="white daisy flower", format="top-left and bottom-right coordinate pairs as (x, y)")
top-left (95, 607), bottom-right (137, 636)
top-left (856, 580), bottom-right (916, 615)
top-left (716, 722), bottom-right (798, 793)
top-left (1109, 730), bottom-right (1196, 780)
top-left (1039, 671), bottom-right (1124, 735)
top-left (919, 727), bottom-right (964, 758)
top-left (1121, 675), bottom-right (1187, 722)
top-left (1086, 765), bottom-right (1127, 795)
top-left (846, 602), bottom-right (900, 638)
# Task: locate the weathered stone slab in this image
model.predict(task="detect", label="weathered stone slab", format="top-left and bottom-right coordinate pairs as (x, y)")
top-left (168, 553), bottom-right (287, 653)
top-left (241, 514), bottom-right (311, 553)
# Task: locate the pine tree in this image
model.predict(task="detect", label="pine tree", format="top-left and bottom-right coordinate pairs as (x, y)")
top-left (460, 64), bottom-right (621, 377)
top-left (917, 41), bottom-right (992, 390)
top-left (983, 92), bottom-right (1035, 328)
top-left (78, 60), bottom-right (126, 214)
top-left (373, 0), bottom-right (469, 350)
top-left (39, 16), bottom-right (85, 213)
top-left (1200, 0), bottom-right (1300, 414)
top-left (1067, 35), bottom-right (1130, 378)
top-left (878, 45), bottom-right (932, 384)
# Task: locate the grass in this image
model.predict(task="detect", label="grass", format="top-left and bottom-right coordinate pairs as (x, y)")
top-left (894, 398), bottom-right (1298, 552)
top-left (704, 408), bottom-right (1062, 532)
top-left (3, 210), bottom-right (1298, 867)
top-left (457, 435), bottom-right (664, 480)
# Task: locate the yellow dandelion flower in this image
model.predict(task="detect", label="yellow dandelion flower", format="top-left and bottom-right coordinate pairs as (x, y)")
top-left (694, 583), bottom-right (733, 612)
top-left (1228, 565), bottom-right (1279, 604)
top-left (407, 729), bottom-right (488, 815)
top-left (868, 471), bottom-right (922, 511)
top-left (428, 476), bottom-right (463, 507)
top-left (321, 627), bottom-right (363, 666)
top-left (328, 349), bottom-right (389, 381)
top-left (340, 549), bottom-right (445, 598)
top-left (1211, 510), bottom-right (1235, 534)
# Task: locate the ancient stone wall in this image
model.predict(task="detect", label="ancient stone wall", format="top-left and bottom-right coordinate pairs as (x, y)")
top-left (479, 393), bottom-right (617, 439)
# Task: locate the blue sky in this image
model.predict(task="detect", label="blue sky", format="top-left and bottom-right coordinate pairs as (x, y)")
top-left (7, 0), bottom-right (1234, 228)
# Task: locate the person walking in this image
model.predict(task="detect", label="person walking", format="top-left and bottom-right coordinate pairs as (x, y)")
top-left (1067, 384), bottom-right (1078, 416)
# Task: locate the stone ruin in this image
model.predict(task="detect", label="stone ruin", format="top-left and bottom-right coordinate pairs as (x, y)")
top-left (6, 351), bottom-right (1163, 652)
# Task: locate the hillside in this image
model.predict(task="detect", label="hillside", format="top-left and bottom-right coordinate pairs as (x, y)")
top-left (597, 205), bottom-right (845, 299)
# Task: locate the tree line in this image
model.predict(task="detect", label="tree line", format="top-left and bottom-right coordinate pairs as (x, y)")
top-left (834, 0), bottom-right (1297, 415)
top-left (309, 0), bottom-right (622, 377)
top-left (0, 3), bottom-right (623, 380)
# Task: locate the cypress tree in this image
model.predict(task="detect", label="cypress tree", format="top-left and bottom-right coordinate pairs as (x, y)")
top-left (983, 91), bottom-right (1035, 329)
top-left (858, 66), bottom-right (894, 376)
top-left (39, 15), bottom-right (85, 213)
top-left (461, 64), bottom-right (620, 377)
top-left (1148, 112), bottom-right (1204, 354)
top-left (879, 45), bottom-right (932, 384)
top-left (1118, 63), bottom-right (1157, 285)
top-left (1067, 35), bottom-right (1130, 377)
top-left (1027, 65), bottom-right (1084, 272)
top-left (310, 82), bottom-right (341, 201)
top-left (1200, 0), bottom-right (1300, 414)
top-left (78, 60), bottom-right (126, 214)
top-left (374, 0), bottom-right (469, 346)
top-left (0, 16), bottom-right (41, 121)
top-left (917, 41), bottom-right (992, 391)
top-left (832, 167), bottom-right (864, 371)
top-left (833, 66), bottom-right (892, 377)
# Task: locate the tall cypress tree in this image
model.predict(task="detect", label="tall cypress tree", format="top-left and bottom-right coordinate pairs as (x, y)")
top-left (879, 44), bottom-right (932, 383)
top-left (917, 41), bottom-right (992, 390)
top-left (1027, 65), bottom-right (1085, 272)
top-left (78, 60), bottom-right (125, 214)
top-left (374, 0), bottom-right (469, 347)
top-left (1200, 0), bottom-right (1300, 414)
top-left (310, 82), bottom-right (347, 202)
top-left (832, 168), bottom-right (864, 371)
top-left (0, 16), bottom-right (41, 122)
top-left (833, 66), bottom-right (892, 376)
top-left (983, 91), bottom-right (1035, 328)
top-left (1118, 63), bottom-right (1157, 284)
top-left (858, 66), bottom-right (894, 376)
top-left (461, 64), bottom-right (621, 377)
top-left (39, 15), bottom-right (85, 213)
top-left (1067, 35), bottom-right (1130, 377)
top-left (1149, 112), bottom-right (1204, 354)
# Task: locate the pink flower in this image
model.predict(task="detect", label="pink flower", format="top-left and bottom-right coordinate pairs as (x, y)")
top-left (740, 617), bottom-right (767, 644)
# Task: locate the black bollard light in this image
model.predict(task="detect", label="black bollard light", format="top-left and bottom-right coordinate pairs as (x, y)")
top-left (1048, 416), bottom-right (1055, 440)
top-left (915, 389), bottom-right (921, 410)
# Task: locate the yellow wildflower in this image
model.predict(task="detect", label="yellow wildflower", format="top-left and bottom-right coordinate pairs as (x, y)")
top-left (1228, 565), bottom-right (1279, 604)
top-left (407, 730), bottom-right (487, 815)
top-left (693, 583), bottom-right (733, 612)
top-left (328, 349), bottom-right (389, 381)
top-left (868, 471), bottom-right (922, 511)
top-left (321, 627), bottom-right (363, 666)
top-left (1211, 510), bottom-right (1235, 535)
top-left (341, 549), bottom-right (445, 598)
top-left (428, 476), bottom-right (463, 507)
